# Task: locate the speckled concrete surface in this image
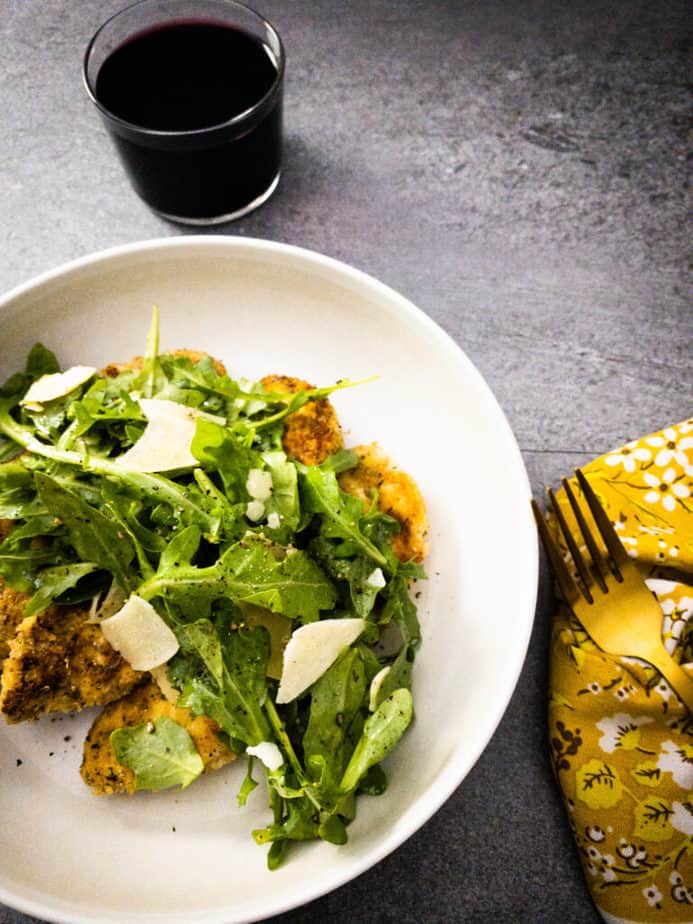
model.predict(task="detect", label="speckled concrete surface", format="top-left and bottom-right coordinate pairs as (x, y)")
top-left (1, 1), bottom-right (690, 922)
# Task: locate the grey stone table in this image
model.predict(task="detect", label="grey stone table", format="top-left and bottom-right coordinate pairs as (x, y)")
top-left (1, 1), bottom-right (690, 922)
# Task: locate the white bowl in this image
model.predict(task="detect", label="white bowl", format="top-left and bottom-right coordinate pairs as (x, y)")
top-left (0, 237), bottom-right (537, 924)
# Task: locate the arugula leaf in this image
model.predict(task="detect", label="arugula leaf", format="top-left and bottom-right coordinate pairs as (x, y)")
top-left (0, 435), bottom-right (22, 464)
top-left (142, 304), bottom-right (161, 399)
top-left (0, 547), bottom-right (66, 594)
top-left (303, 648), bottom-right (367, 783)
top-left (299, 466), bottom-right (387, 568)
top-left (237, 757), bottom-right (259, 806)
top-left (380, 575), bottom-right (422, 646)
top-left (157, 523), bottom-right (201, 573)
top-left (159, 353), bottom-right (245, 407)
top-left (319, 448), bottom-right (359, 475)
top-left (262, 451), bottom-right (300, 533)
top-left (191, 418), bottom-right (258, 501)
top-left (340, 689), bottom-right (414, 793)
top-left (110, 716), bottom-right (204, 790)
top-left (35, 472), bottom-right (137, 592)
top-left (175, 621), bottom-right (271, 745)
top-left (309, 538), bottom-right (383, 618)
top-left (0, 461), bottom-right (43, 519)
top-left (25, 343), bottom-right (60, 381)
top-left (70, 376), bottom-right (143, 440)
top-left (24, 562), bottom-right (101, 616)
top-left (176, 618), bottom-right (223, 685)
top-left (253, 796), bottom-right (321, 845)
top-left (0, 513), bottom-right (61, 546)
top-left (372, 645), bottom-right (414, 711)
top-left (23, 402), bottom-right (68, 443)
top-left (139, 535), bottom-right (337, 622)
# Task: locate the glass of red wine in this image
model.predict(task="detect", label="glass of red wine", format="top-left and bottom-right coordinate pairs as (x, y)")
top-left (83, 0), bottom-right (284, 225)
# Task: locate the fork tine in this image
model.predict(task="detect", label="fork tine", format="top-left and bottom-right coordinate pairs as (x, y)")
top-left (547, 487), bottom-right (594, 603)
top-left (575, 469), bottom-right (629, 576)
top-left (562, 476), bottom-right (609, 593)
top-left (531, 500), bottom-right (582, 606)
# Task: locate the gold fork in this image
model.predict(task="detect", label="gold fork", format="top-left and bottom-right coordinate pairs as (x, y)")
top-left (532, 468), bottom-right (693, 713)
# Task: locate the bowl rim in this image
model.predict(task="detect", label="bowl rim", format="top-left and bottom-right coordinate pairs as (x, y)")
top-left (0, 235), bottom-right (538, 924)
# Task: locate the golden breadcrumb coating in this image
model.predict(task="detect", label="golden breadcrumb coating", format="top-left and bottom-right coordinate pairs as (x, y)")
top-left (0, 604), bottom-right (142, 723)
top-left (81, 679), bottom-right (234, 794)
top-left (261, 375), bottom-right (344, 466)
top-left (338, 443), bottom-right (429, 563)
top-left (0, 578), bottom-right (32, 661)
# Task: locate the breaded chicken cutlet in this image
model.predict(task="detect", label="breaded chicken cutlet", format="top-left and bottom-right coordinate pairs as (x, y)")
top-left (0, 513), bottom-right (143, 723)
top-left (0, 604), bottom-right (142, 723)
top-left (81, 679), bottom-right (234, 794)
top-left (338, 444), bottom-right (429, 563)
top-left (261, 375), bottom-right (344, 466)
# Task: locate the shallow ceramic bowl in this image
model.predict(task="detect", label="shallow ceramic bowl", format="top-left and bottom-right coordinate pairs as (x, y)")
top-left (0, 237), bottom-right (537, 924)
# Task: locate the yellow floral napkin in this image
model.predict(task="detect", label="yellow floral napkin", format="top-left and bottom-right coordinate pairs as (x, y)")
top-left (548, 419), bottom-right (693, 923)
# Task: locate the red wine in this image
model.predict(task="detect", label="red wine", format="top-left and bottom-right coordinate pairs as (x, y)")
top-left (94, 21), bottom-right (282, 221)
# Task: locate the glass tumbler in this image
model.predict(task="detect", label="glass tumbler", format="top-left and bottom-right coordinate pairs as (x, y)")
top-left (83, 0), bottom-right (284, 225)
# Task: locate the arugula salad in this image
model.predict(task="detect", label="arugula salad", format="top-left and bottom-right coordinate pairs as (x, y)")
top-left (0, 310), bottom-right (426, 868)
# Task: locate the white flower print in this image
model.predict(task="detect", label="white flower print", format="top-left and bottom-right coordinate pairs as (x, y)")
top-left (658, 740), bottom-right (693, 788)
top-left (638, 524), bottom-right (675, 537)
top-left (585, 825), bottom-right (605, 842)
top-left (677, 419), bottom-right (693, 435)
top-left (618, 840), bottom-right (648, 869)
top-left (643, 467), bottom-right (690, 512)
top-left (605, 441), bottom-right (652, 472)
top-left (613, 682), bottom-right (638, 702)
top-left (646, 578), bottom-right (679, 596)
top-left (671, 881), bottom-right (693, 905)
top-left (668, 870), bottom-right (693, 905)
top-left (646, 428), bottom-right (693, 468)
top-left (597, 713), bottom-right (654, 752)
top-left (670, 801), bottom-right (693, 836)
top-left (584, 845), bottom-right (616, 882)
top-left (659, 596), bottom-right (693, 654)
top-left (654, 677), bottom-right (673, 702)
top-left (643, 884), bottom-right (662, 907)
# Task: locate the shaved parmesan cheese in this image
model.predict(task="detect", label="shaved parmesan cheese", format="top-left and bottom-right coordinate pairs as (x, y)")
top-left (246, 468), bottom-right (273, 501)
top-left (366, 567), bottom-right (386, 589)
top-left (246, 499), bottom-right (265, 521)
top-left (115, 398), bottom-right (204, 472)
top-left (267, 511), bottom-right (281, 530)
top-left (247, 741), bottom-right (284, 772)
top-left (368, 666), bottom-right (391, 711)
top-left (100, 594), bottom-right (179, 671)
top-left (21, 365), bottom-right (96, 409)
top-left (276, 618), bottom-right (366, 704)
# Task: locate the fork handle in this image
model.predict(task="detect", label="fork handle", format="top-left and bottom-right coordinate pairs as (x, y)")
top-left (649, 652), bottom-right (693, 714)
